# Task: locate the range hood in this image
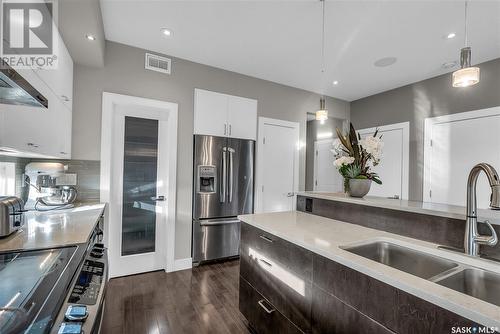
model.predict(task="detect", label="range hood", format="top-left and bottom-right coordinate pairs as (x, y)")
top-left (0, 64), bottom-right (48, 108)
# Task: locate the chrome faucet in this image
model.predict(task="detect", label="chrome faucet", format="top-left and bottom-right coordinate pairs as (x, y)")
top-left (465, 163), bottom-right (500, 256)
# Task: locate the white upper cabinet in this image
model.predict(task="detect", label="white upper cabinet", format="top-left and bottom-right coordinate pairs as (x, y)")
top-left (194, 89), bottom-right (229, 137)
top-left (227, 95), bottom-right (258, 140)
top-left (0, 71), bottom-right (71, 158)
top-left (194, 89), bottom-right (257, 140)
top-left (33, 30), bottom-right (74, 111)
top-left (0, 29), bottom-right (73, 159)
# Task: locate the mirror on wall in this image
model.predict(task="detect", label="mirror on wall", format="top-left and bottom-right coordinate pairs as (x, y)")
top-left (305, 105), bottom-right (500, 209)
top-left (304, 115), bottom-right (347, 193)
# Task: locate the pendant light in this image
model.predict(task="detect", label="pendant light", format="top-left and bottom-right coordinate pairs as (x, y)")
top-left (315, 0), bottom-right (328, 123)
top-left (316, 97), bottom-right (328, 124)
top-left (452, 1), bottom-right (480, 87)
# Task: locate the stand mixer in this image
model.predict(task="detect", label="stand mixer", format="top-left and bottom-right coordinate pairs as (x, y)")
top-left (23, 162), bottom-right (78, 211)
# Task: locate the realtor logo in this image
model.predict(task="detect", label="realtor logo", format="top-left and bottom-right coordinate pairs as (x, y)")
top-left (1, 0), bottom-right (58, 69)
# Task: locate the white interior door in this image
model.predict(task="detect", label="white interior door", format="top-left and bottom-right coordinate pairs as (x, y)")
top-left (313, 139), bottom-right (342, 192)
top-left (424, 107), bottom-right (500, 208)
top-left (358, 122), bottom-right (409, 199)
top-left (101, 93), bottom-right (178, 278)
top-left (256, 118), bottom-right (299, 213)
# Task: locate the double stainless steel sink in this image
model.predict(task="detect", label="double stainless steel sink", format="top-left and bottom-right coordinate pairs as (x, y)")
top-left (343, 240), bottom-right (500, 307)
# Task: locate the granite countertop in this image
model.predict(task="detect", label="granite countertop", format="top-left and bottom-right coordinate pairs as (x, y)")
top-left (0, 203), bottom-right (106, 252)
top-left (298, 191), bottom-right (500, 225)
top-left (239, 211), bottom-right (500, 328)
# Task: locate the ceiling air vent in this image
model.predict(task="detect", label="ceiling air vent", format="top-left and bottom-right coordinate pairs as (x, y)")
top-left (145, 53), bottom-right (171, 74)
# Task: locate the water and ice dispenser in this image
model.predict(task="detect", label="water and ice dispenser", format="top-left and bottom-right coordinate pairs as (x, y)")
top-left (197, 165), bottom-right (217, 193)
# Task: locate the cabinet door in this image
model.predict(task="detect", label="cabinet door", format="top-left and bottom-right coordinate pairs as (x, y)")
top-left (58, 107), bottom-right (72, 157)
top-left (0, 69), bottom-right (71, 159)
top-left (194, 89), bottom-right (228, 137)
top-left (239, 277), bottom-right (304, 334)
top-left (312, 286), bottom-right (394, 334)
top-left (240, 247), bottom-right (312, 332)
top-left (227, 95), bottom-right (257, 140)
top-left (33, 31), bottom-right (74, 111)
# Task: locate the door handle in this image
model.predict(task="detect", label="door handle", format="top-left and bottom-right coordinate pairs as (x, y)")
top-left (224, 123), bottom-right (227, 136)
top-left (286, 192), bottom-right (295, 197)
top-left (259, 235), bottom-right (273, 243)
top-left (151, 196), bottom-right (166, 201)
top-left (220, 148), bottom-right (227, 203)
top-left (199, 219), bottom-right (240, 226)
top-left (228, 148), bottom-right (235, 203)
top-left (257, 299), bottom-right (275, 314)
top-left (259, 258), bottom-right (272, 267)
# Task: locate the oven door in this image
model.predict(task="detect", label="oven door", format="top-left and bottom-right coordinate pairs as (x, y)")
top-left (0, 246), bottom-right (84, 334)
top-left (192, 218), bottom-right (241, 264)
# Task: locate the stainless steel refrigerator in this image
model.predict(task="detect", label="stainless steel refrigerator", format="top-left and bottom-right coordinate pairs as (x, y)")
top-left (192, 134), bottom-right (254, 264)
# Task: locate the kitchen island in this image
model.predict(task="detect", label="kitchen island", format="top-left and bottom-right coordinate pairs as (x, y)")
top-left (238, 198), bottom-right (500, 333)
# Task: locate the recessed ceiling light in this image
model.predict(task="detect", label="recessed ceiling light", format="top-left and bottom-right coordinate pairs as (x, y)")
top-left (447, 32), bottom-right (456, 39)
top-left (374, 57), bottom-right (397, 67)
top-left (161, 28), bottom-right (172, 37)
top-left (332, 80), bottom-right (339, 85)
top-left (442, 61), bottom-right (458, 69)
top-left (85, 34), bottom-right (96, 41)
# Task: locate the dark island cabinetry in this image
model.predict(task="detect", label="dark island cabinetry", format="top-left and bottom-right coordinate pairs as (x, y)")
top-left (239, 222), bottom-right (477, 334)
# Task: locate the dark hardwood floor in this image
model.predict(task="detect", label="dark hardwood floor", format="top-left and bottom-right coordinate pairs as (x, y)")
top-left (101, 259), bottom-right (252, 334)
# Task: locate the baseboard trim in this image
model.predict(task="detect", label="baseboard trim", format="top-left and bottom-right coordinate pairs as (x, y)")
top-left (173, 257), bottom-right (192, 271)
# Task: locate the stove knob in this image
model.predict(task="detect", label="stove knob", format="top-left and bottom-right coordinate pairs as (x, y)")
top-left (90, 252), bottom-right (103, 258)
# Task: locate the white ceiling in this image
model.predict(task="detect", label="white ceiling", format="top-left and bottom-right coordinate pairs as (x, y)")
top-left (100, 0), bottom-right (500, 101)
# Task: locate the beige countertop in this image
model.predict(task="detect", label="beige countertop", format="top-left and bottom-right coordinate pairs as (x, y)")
top-left (239, 211), bottom-right (500, 328)
top-left (0, 203), bottom-right (106, 252)
top-left (298, 191), bottom-right (500, 225)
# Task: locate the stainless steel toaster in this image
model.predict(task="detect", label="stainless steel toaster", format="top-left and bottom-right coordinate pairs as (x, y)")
top-left (0, 196), bottom-right (25, 237)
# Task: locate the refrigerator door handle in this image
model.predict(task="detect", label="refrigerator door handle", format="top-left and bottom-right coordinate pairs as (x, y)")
top-left (220, 148), bottom-right (227, 203)
top-left (199, 218), bottom-right (240, 226)
top-left (228, 148), bottom-right (235, 203)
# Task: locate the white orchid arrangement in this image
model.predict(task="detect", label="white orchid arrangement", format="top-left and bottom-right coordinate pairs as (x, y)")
top-left (331, 123), bottom-right (384, 191)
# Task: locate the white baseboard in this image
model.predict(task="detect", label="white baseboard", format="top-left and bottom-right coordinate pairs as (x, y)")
top-left (173, 257), bottom-right (192, 271)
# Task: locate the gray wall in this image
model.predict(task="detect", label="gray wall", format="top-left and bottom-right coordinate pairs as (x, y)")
top-left (72, 41), bottom-right (350, 260)
top-left (351, 57), bottom-right (500, 201)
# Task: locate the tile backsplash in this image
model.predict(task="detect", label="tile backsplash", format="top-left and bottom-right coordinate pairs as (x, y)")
top-left (0, 156), bottom-right (100, 203)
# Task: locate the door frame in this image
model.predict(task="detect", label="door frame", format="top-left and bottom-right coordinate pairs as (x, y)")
top-left (423, 106), bottom-right (500, 203)
top-left (358, 121), bottom-right (410, 200)
top-left (255, 117), bottom-right (300, 213)
top-left (100, 92), bottom-right (178, 276)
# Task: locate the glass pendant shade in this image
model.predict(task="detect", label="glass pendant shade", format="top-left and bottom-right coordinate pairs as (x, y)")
top-left (315, 98), bottom-right (328, 122)
top-left (452, 66), bottom-right (480, 87)
top-left (452, 34), bottom-right (480, 88)
top-left (315, 109), bottom-right (328, 122)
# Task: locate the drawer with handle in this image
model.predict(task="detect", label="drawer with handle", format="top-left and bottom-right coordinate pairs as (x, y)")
top-left (240, 222), bottom-right (313, 281)
top-left (240, 249), bottom-right (312, 332)
top-left (239, 277), bottom-right (304, 334)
